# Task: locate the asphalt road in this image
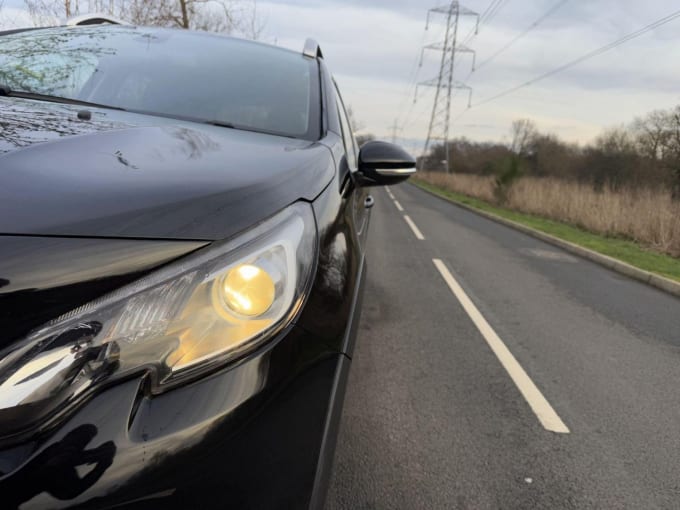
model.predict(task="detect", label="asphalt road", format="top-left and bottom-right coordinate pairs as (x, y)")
top-left (326, 182), bottom-right (680, 510)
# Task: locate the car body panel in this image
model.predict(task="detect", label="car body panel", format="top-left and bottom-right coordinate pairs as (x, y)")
top-left (0, 236), bottom-right (208, 349)
top-left (0, 98), bottom-right (334, 241)
top-left (0, 183), bottom-right (367, 508)
top-left (0, 326), bottom-right (346, 509)
top-left (0, 145), bottom-right (367, 510)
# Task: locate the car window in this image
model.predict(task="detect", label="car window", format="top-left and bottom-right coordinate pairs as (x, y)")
top-left (0, 26), bottom-right (319, 140)
top-left (334, 83), bottom-right (358, 169)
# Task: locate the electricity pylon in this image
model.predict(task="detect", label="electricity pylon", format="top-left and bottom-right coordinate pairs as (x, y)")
top-left (418, 1), bottom-right (478, 172)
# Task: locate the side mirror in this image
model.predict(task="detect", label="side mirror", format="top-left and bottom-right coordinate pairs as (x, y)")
top-left (356, 141), bottom-right (416, 186)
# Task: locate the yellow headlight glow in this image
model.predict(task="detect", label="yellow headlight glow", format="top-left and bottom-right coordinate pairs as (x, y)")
top-left (220, 264), bottom-right (275, 317)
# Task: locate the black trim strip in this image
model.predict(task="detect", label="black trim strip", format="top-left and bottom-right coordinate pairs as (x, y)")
top-left (308, 256), bottom-right (366, 509)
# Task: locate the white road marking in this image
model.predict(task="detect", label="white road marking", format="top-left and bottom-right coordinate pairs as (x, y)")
top-left (393, 200), bottom-right (404, 212)
top-left (403, 215), bottom-right (425, 240)
top-left (432, 259), bottom-right (570, 434)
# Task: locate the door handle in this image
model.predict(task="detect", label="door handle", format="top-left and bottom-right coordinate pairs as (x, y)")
top-left (364, 195), bottom-right (375, 209)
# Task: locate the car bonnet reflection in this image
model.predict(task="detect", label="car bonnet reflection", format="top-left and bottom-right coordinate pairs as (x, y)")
top-left (0, 98), bottom-right (134, 155)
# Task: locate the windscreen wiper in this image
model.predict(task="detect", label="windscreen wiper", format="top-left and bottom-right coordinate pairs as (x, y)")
top-left (203, 119), bottom-right (298, 138)
top-left (0, 84), bottom-right (126, 111)
top-left (203, 120), bottom-right (236, 129)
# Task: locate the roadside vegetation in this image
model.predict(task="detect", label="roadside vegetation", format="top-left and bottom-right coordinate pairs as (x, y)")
top-left (412, 177), bottom-right (680, 283)
top-left (411, 105), bottom-right (680, 282)
top-left (417, 171), bottom-right (680, 259)
top-left (414, 106), bottom-right (680, 260)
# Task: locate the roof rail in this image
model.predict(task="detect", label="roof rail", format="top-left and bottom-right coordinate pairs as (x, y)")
top-left (66, 13), bottom-right (126, 26)
top-left (302, 38), bottom-right (323, 59)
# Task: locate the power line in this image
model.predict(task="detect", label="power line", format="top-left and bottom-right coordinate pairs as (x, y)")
top-left (473, 8), bottom-right (680, 108)
top-left (451, 106), bottom-right (469, 125)
top-left (395, 26), bottom-right (430, 125)
top-left (476, 0), bottom-right (570, 70)
top-left (481, 0), bottom-right (511, 27)
top-left (388, 118), bottom-right (403, 143)
top-left (399, 23), bottom-right (449, 129)
top-left (459, 0), bottom-right (499, 45)
top-left (478, 0), bottom-right (503, 24)
top-left (410, 101), bottom-right (435, 134)
top-left (455, 0), bottom-right (507, 66)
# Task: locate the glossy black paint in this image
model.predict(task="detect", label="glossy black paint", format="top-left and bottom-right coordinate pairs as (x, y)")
top-left (0, 326), bottom-right (343, 509)
top-left (0, 236), bottom-right (207, 349)
top-left (0, 25), bottom-right (411, 510)
top-left (357, 140), bottom-right (417, 186)
top-left (0, 97), bottom-right (333, 240)
top-left (0, 184), bottom-right (362, 510)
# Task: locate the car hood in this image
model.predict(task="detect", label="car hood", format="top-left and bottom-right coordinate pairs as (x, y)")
top-left (0, 97), bottom-right (334, 240)
top-left (0, 235), bottom-right (208, 347)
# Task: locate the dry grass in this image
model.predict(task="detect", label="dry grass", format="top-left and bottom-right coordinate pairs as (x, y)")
top-left (419, 172), bottom-right (680, 257)
top-left (421, 172), bottom-right (496, 203)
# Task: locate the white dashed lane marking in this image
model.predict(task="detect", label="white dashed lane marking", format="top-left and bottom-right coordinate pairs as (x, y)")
top-left (403, 215), bottom-right (425, 240)
top-left (432, 258), bottom-right (570, 434)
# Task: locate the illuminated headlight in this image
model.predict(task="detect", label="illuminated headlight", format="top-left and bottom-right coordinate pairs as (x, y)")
top-left (0, 203), bottom-right (316, 433)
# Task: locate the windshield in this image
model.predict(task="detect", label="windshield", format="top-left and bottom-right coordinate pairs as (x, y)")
top-left (0, 26), bottom-right (319, 139)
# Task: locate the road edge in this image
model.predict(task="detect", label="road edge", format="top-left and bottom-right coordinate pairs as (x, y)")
top-left (409, 181), bottom-right (680, 299)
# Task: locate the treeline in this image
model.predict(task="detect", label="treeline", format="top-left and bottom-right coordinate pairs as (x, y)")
top-left (15, 0), bottom-right (263, 37)
top-left (419, 105), bottom-right (680, 197)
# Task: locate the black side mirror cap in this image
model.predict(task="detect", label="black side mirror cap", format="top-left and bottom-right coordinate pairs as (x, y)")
top-left (356, 141), bottom-right (416, 187)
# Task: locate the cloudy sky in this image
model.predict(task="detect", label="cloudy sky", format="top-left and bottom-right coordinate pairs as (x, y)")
top-left (3, 0), bottom-right (680, 155)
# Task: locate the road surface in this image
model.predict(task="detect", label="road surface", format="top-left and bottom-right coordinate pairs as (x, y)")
top-left (326, 182), bottom-right (680, 509)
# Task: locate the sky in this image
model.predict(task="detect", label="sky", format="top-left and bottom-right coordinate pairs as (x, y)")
top-left (3, 0), bottom-right (680, 155)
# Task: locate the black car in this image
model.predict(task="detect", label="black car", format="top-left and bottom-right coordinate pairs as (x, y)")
top-left (0, 17), bottom-right (415, 510)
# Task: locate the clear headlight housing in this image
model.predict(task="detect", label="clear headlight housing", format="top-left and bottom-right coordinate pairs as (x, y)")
top-left (0, 203), bottom-right (316, 435)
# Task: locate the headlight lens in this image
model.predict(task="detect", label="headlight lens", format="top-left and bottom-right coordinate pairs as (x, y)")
top-left (0, 203), bottom-right (316, 434)
top-left (219, 264), bottom-right (276, 317)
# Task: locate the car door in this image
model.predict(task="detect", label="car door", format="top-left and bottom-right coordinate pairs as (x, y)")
top-left (333, 82), bottom-right (371, 250)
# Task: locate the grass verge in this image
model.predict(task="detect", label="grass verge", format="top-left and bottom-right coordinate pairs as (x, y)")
top-left (412, 178), bottom-right (680, 283)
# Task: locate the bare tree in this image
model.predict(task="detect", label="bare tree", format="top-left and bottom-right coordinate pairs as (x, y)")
top-left (632, 110), bottom-right (671, 160)
top-left (594, 126), bottom-right (636, 154)
top-left (509, 119), bottom-right (537, 156)
top-left (658, 106), bottom-right (680, 198)
top-left (23, 0), bottom-right (65, 25)
top-left (631, 107), bottom-right (680, 196)
top-left (120, 0), bottom-right (239, 32)
top-left (23, 0), bottom-right (264, 38)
